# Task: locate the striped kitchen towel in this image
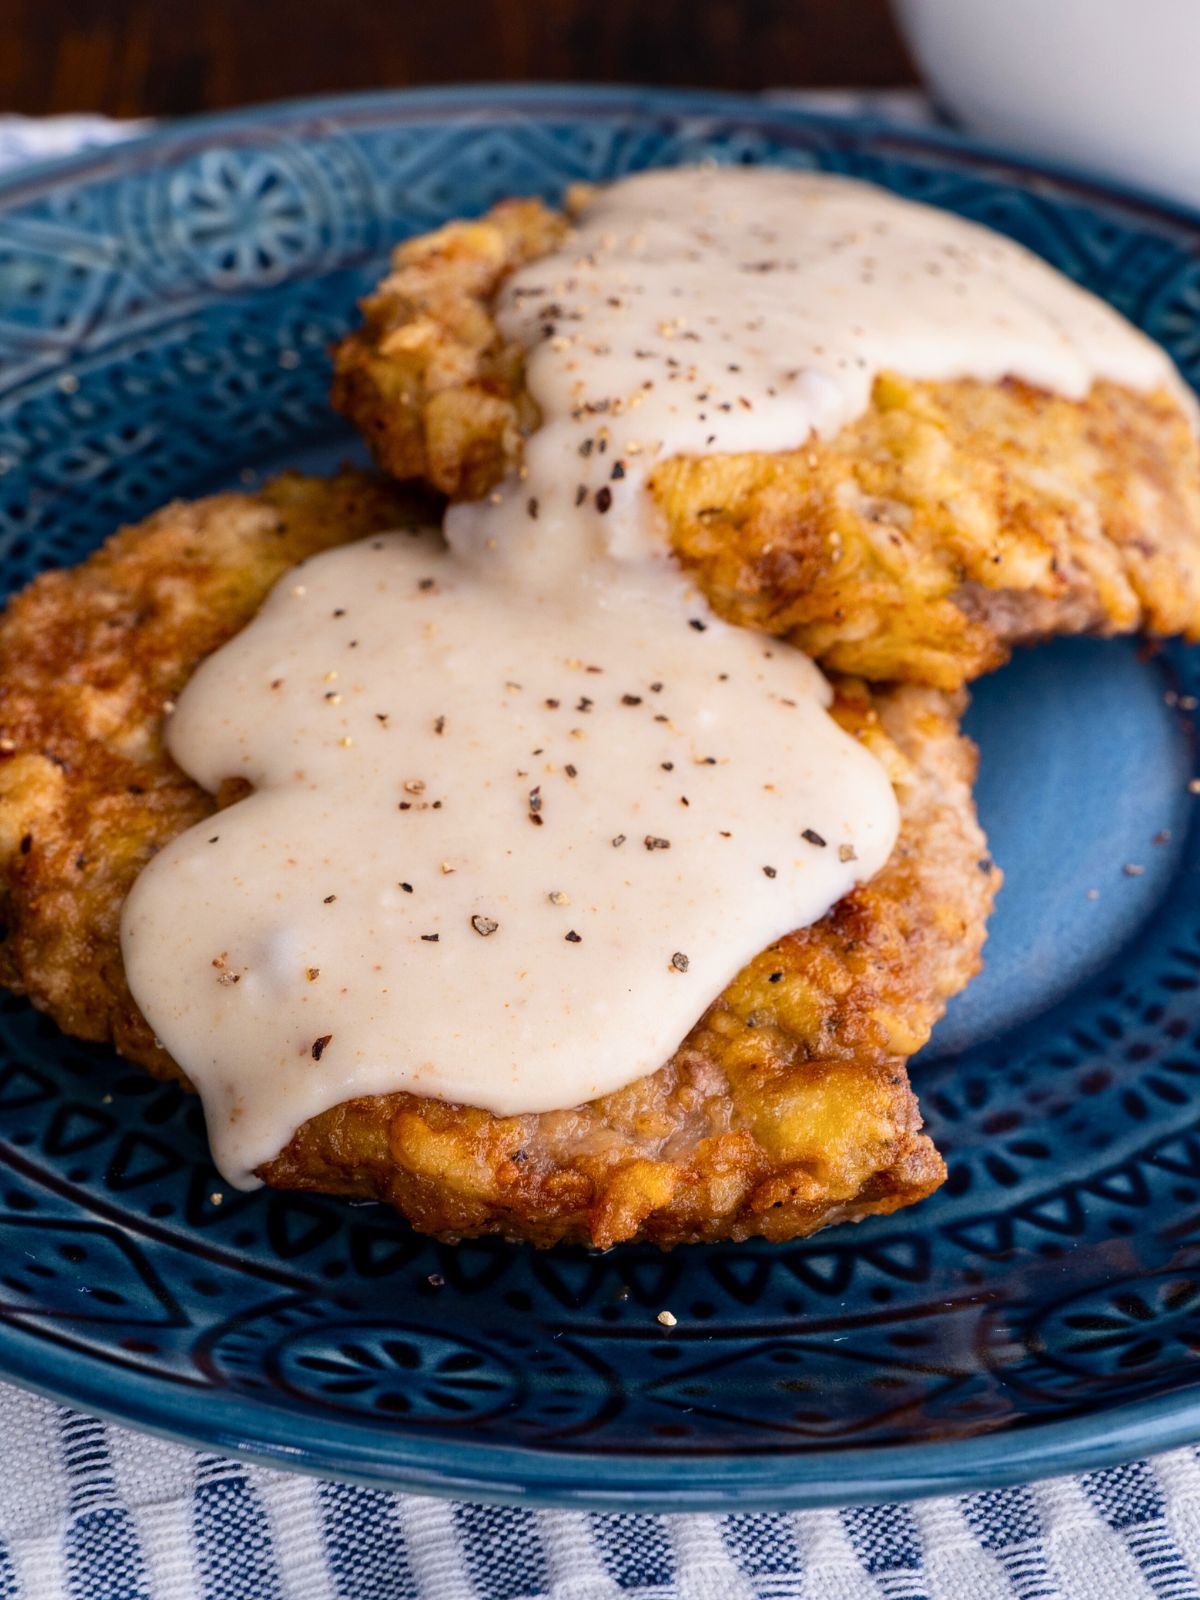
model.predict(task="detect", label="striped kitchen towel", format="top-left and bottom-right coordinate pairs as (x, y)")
top-left (1, 1384), bottom-right (1200, 1599)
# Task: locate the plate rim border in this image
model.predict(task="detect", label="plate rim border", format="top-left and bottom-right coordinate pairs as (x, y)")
top-left (6, 1329), bottom-right (1200, 1511)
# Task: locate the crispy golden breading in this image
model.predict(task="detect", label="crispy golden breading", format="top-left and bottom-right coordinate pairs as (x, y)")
top-left (333, 198), bottom-right (1200, 690)
top-left (333, 201), bottom-right (569, 499)
top-left (0, 474), bottom-right (997, 1248)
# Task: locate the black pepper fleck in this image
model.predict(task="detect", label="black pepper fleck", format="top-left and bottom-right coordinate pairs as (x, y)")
top-left (801, 828), bottom-right (827, 848)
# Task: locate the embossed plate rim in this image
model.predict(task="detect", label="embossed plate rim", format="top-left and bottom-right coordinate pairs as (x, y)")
top-left (3, 83), bottom-right (1200, 1509)
top-left (7, 1329), bottom-right (1200, 1510)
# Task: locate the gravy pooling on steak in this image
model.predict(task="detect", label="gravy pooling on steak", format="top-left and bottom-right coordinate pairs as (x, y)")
top-left (121, 166), bottom-right (1178, 1187)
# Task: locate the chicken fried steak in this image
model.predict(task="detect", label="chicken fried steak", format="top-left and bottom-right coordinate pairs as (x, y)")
top-left (0, 475), bottom-right (997, 1247)
top-left (333, 193), bottom-right (1200, 691)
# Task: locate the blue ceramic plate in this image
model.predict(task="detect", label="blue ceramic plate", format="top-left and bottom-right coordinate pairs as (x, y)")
top-left (3, 86), bottom-right (1200, 1511)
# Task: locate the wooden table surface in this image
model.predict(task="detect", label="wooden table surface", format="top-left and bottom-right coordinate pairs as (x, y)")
top-left (3, 0), bottom-right (916, 119)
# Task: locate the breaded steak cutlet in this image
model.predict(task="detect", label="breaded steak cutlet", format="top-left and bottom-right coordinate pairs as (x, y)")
top-left (332, 197), bottom-right (1200, 691)
top-left (0, 472), bottom-right (998, 1248)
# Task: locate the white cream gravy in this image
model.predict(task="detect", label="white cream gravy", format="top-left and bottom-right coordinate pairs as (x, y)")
top-left (121, 167), bottom-right (1186, 1187)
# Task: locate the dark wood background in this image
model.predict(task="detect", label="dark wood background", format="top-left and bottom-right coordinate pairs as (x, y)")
top-left (3, 0), bottom-right (916, 118)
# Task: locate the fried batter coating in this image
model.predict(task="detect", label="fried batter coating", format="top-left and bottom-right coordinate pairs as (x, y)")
top-left (332, 197), bottom-right (1200, 690)
top-left (0, 475), bottom-right (997, 1248)
top-left (333, 200), bottom-right (568, 500)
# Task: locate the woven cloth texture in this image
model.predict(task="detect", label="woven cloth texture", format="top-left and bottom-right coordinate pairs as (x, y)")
top-left (1, 1388), bottom-right (1199, 1599)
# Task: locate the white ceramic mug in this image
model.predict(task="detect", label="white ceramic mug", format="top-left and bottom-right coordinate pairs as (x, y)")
top-left (893, 0), bottom-right (1200, 209)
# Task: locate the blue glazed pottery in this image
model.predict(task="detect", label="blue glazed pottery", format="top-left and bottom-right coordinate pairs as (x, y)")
top-left (2, 86), bottom-right (1200, 1509)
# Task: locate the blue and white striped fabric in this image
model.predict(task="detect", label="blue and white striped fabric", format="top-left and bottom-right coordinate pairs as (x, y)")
top-left (5, 105), bottom-right (1200, 1600)
top-left (1, 1385), bottom-right (1200, 1599)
